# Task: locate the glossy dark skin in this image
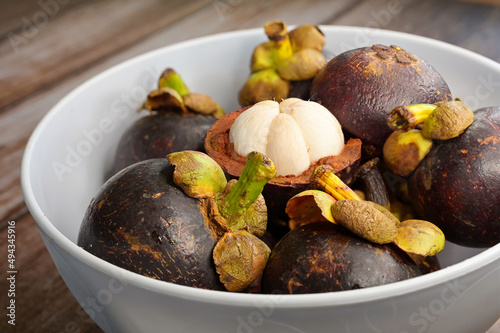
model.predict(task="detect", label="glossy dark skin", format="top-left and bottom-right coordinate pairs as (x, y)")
top-left (261, 222), bottom-right (421, 294)
top-left (78, 158), bottom-right (225, 290)
top-left (310, 44), bottom-right (452, 150)
top-left (113, 111), bottom-right (217, 173)
top-left (409, 107), bottom-right (500, 247)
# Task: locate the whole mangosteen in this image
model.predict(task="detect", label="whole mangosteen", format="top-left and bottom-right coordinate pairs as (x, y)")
top-left (261, 222), bottom-right (421, 294)
top-left (78, 151), bottom-right (276, 292)
top-left (310, 44), bottom-right (452, 153)
top-left (113, 68), bottom-right (223, 173)
top-left (408, 106), bottom-right (500, 247)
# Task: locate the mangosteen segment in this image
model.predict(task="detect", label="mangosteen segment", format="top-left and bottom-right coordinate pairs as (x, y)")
top-left (229, 99), bottom-right (345, 177)
top-left (204, 102), bottom-right (362, 223)
top-left (238, 21), bottom-right (326, 106)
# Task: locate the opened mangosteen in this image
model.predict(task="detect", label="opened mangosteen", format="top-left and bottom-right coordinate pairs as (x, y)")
top-left (78, 150), bottom-right (276, 292)
top-left (204, 98), bottom-right (362, 226)
top-left (113, 68), bottom-right (224, 173)
top-left (261, 222), bottom-right (421, 294)
top-left (310, 44), bottom-right (452, 155)
top-left (408, 106), bottom-right (500, 247)
top-left (238, 21), bottom-right (327, 106)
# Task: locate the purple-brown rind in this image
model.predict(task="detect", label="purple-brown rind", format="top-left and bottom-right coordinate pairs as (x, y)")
top-left (310, 44), bottom-right (452, 150)
top-left (408, 106), bottom-right (500, 247)
top-left (78, 158), bottom-right (225, 290)
top-left (261, 222), bottom-right (421, 294)
top-left (113, 111), bottom-right (217, 173)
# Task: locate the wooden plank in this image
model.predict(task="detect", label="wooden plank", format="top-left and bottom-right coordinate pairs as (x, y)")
top-left (0, 0), bottom-right (92, 37)
top-left (0, 213), bottom-right (101, 332)
top-left (0, 0), bottom-right (214, 111)
top-left (330, 0), bottom-right (500, 62)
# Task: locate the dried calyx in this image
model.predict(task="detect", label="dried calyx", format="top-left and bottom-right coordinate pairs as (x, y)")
top-left (388, 100), bottom-right (474, 140)
top-left (229, 98), bottom-right (345, 177)
top-left (167, 150), bottom-right (276, 291)
top-left (142, 68), bottom-right (225, 118)
top-left (287, 165), bottom-right (445, 262)
top-left (239, 21), bottom-right (326, 106)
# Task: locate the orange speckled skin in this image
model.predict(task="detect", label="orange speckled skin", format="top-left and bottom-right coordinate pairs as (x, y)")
top-left (409, 107), bottom-right (500, 247)
top-left (310, 45), bottom-right (452, 149)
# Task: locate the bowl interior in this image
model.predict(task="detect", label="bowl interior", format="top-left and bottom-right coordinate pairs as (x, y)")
top-left (22, 26), bottom-right (500, 296)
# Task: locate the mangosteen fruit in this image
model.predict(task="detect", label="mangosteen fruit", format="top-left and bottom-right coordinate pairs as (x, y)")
top-left (238, 21), bottom-right (326, 106)
top-left (78, 150), bottom-right (276, 292)
top-left (310, 44), bottom-right (452, 153)
top-left (113, 68), bottom-right (223, 173)
top-left (408, 106), bottom-right (500, 247)
top-left (204, 98), bottom-right (362, 224)
top-left (261, 222), bottom-right (421, 294)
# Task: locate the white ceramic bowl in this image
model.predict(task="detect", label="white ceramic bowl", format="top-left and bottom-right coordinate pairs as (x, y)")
top-left (21, 26), bottom-right (500, 333)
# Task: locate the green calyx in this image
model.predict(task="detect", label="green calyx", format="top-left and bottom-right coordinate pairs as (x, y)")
top-left (158, 68), bottom-right (190, 96)
top-left (286, 167), bottom-right (445, 264)
top-left (238, 21), bottom-right (326, 106)
top-left (213, 230), bottom-right (271, 292)
top-left (142, 68), bottom-right (225, 118)
top-left (213, 151), bottom-right (276, 292)
top-left (168, 151), bottom-right (276, 292)
top-left (238, 69), bottom-right (289, 107)
top-left (217, 151), bottom-right (276, 230)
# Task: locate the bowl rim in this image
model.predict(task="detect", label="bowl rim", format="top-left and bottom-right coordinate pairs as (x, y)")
top-left (21, 25), bottom-right (500, 309)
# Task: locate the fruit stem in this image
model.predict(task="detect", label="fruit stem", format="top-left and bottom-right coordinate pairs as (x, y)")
top-left (310, 165), bottom-right (362, 201)
top-left (388, 104), bottom-right (437, 131)
top-left (158, 68), bottom-right (190, 96)
top-left (264, 21), bottom-right (293, 65)
top-left (218, 152), bottom-right (276, 225)
top-left (355, 158), bottom-right (390, 208)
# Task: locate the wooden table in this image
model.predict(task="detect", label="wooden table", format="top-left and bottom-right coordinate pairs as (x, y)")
top-left (1, 0), bottom-right (499, 332)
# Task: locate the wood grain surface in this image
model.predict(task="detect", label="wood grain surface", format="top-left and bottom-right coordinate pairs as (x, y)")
top-left (1, 0), bottom-right (499, 332)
